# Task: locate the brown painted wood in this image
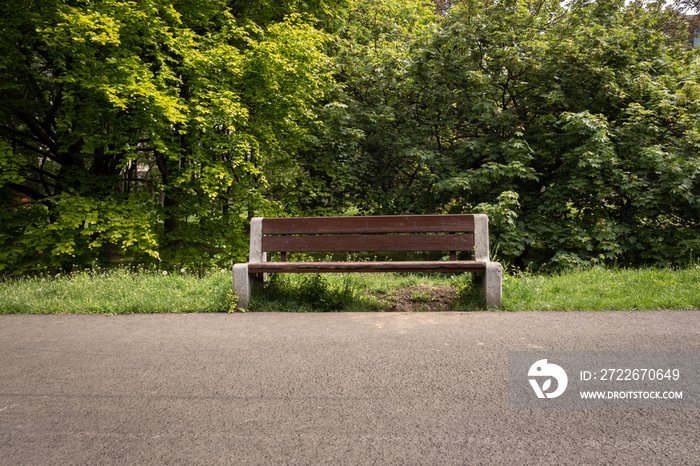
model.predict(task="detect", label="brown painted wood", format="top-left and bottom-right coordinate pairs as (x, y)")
top-left (262, 215), bottom-right (475, 235)
top-left (262, 234), bottom-right (474, 253)
top-left (248, 261), bottom-right (487, 274)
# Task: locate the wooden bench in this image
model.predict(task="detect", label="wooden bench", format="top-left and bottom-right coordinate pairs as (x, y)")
top-left (232, 214), bottom-right (502, 309)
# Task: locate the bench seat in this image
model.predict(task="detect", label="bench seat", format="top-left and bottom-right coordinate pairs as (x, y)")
top-left (248, 261), bottom-right (487, 274)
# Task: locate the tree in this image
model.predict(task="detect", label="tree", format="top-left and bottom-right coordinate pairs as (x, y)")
top-left (0, 0), bottom-right (333, 273)
top-left (298, 0), bottom-right (441, 215)
top-left (410, 0), bottom-right (700, 268)
top-left (312, 0), bottom-right (700, 268)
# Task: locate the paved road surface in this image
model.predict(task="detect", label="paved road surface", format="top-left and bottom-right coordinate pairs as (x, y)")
top-left (1, 311), bottom-right (699, 465)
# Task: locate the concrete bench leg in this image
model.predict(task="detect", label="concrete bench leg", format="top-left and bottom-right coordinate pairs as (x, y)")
top-left (484, 262), bottom-right (503, 309)
top-left (232, 263), bottom-right (251, 310)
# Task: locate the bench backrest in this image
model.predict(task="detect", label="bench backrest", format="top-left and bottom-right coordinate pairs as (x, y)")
top-left (249, 214), bottom-right (491, 262)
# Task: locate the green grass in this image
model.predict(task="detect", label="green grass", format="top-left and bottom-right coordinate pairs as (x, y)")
top-left (0, 268), bottom-right (234, 314)
top-left (247, 272), bottom-right (474, 312)
top-left (0, 264), bottom-right (698, 314)
top-left (502, 265), bottom-right (700, 311)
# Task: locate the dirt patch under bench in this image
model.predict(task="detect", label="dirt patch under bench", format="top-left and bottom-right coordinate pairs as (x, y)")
top-left (369, 285), bottom-right (458, 312)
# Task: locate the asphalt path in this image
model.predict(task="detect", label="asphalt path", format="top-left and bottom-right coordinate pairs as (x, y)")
top-left (1, 310), bottom-right (699, 465)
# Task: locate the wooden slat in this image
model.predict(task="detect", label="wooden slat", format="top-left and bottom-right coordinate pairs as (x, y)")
top-left (262, 215), bottom-right (475, 235)
top-left (262, 234), bottom-right (474, 253)
top-left (249, 261), bottom-right (487, 274)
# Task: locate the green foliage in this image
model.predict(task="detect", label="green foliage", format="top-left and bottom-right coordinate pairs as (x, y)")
top-left (2, 0), bottom-right (699, 275)
top-left (225, 289), bottom-right (243, 313)
top-left (413, 0), bottom-right (699, 268)
top-left (0, 194), bottom-right (159, 274)
top-left (0, 141), bottom-right (25, 188)
top-left (229, 0), bottom-right (350, 27)
top-left (296, 0), bottom-right (441, 214)
top-left (320, 0), bottom-right (699, 269)
top-left (0, 0), bottom-right (334, 273)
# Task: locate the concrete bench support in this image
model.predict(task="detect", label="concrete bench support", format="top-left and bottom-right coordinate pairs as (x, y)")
top-left (232, 263), bottom-right (251, 309)
top-left (484, 262), bottom-right (503, 309)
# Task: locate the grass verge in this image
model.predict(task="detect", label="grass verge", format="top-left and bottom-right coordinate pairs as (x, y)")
top-left (0, 264), bottom-right (698, 314)
top-left (0, 268), bottom-right (234, 314)
top-left (502, 265), bottom-right (700, 311)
